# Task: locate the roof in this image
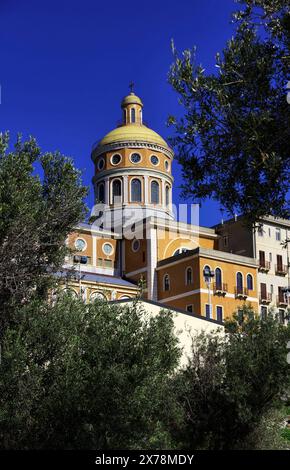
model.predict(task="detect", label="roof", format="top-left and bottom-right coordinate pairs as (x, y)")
top-left (109, 298), bottom-right (223, 325)
top-left (213, 214), bottom-right (290, 229)
top-left (99, 124), bottom-right (169, 148)
top-left (157, 246), bottom-right (257, 269)
top-left (121, 93), bottom-right (143, 107)
top-left (57, 270), bottom-right (138, 288)
top-left (124, 215), bottom-right (217, 237)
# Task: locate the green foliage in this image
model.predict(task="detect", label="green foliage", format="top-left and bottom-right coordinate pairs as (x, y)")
top-left (171, 306), bottom-right (290, 449)
top-left (237, 405), bottom-right (290, 449)
top-left (281, 427), bottom-right (290, 442)
top-left (236, 0), bottom-right (290, 50)
top-left (0, 133), bottom-right (88, 329)
top-left (168, 1), bottom-right (290, 224)
top-left (0, 298), bottom-right (289, 450)
top-left (0, 296), bottom-right (182, 449)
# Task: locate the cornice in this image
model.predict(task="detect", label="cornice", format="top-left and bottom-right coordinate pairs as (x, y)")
top-left (91, 140), bottom-right (174, 161)
top-left (92, 167), bottom-right (174, 184)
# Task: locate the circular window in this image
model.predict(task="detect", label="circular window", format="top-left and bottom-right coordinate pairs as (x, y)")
top-left (98, 158), bottom-right (105, 171)
top-left (130, 153), bottom-right (141, 164)
top-left (150, 155), bottom-right (159, 166)
top-left (102, 242), bottom-right (113, 256)
top-left (132, 239), bottom-right (140, 252)
top-left (75, 238), bottom-right (86, 251)
top-left (111, 154), bottom-right (122, 165)
top-left (165, 160), bottom-right (170, 171)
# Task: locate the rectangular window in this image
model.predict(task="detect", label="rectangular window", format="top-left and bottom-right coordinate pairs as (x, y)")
top-left (278, 286), bottom-right (285, 303)
top-left (278, 309), bottom-right (285, 324)
top-left (268, 228), bottom-right (271, 237)
top-left (223, 236), bottom-right (228, 247)
top-left (261, 306), bottom-right (267, 320)
top-left (216, 306), bottom-right (223, 323)
top-left (186, 305), bottom-right (193, 313)
top-left (276, 228), bottom-right (281, 241)
top-left (269, 252), bottom-right (272, 262)
top-left (258, 225), bottom-right (264, 236)
top-left (259, 250), bottom-right (265, 267)
top-left (104, 259), bottom-right (112, 268)
top-left (237, 309), bottom-right (244, 324)
top-left (270, 284), bottom-right (274, 294)
top-left (260, 282), bottom-right (267, 300)
top-left (277, 254), bottom-right (283, 271)
top-left (205, 304), bottom-right (212, 319)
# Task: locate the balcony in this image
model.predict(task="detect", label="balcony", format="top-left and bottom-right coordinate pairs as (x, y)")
top-left (213, 282), bottom-right (228, 296)
top-left (259, 292), bottom-right (272, 304)
top-left (235, 287), bottom-right (249, 299)
top-left (65, 255), bottom-right (92, 265)
top-left (276, 294), bottom-right (288, 307)
top-left (258, 260), bottom-right (271, 273)
top-left (275, 264), bottom-right (288, 276)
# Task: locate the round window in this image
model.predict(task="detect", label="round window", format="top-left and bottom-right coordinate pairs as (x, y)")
top-left (98, 158), bottom-right (105, 170)
top-left (132, 239), bottom-right (140, 252)
top-left (75, 238), bottom-right (86, 251)
top-left (111, 154), bottom-right (121, 165)
top-left (103, 243), bottom-right (113, 255)
top-left (150, 155), bottom-right (159, 166)
top-left (130, 153), bottom-right (141, 164)
top-left (165, 160), bottom-right (170, 171)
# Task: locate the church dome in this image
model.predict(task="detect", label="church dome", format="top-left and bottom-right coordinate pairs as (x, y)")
top-left (99, 123), bottom-right (168, 148)
top-left (91, 88), bottom-right (174, 224)
top-left (96, 90), bottom-right (171, 151)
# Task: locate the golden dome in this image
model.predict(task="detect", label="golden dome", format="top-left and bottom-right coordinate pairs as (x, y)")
top-left (99, 124), bottom-right (169, 148)
top-left (121, 92), bottom-right (143, 107)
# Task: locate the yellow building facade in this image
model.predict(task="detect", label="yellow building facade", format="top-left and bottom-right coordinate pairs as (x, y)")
top-left (64, 91), bottom-right (259, 322)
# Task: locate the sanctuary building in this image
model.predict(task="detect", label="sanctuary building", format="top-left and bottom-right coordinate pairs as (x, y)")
top-left (61, 91), bottom-right (289, 323)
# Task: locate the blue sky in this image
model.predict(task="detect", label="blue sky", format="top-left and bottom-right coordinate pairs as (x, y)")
top-left (0, 0), bottom-right (238, 226)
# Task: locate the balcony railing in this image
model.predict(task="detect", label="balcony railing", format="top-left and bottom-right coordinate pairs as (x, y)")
top-left (258, 260), bottom-right (271, 272)
top-left (213, 282), bottom-right (228, 295)
top-left (65, 255), bottom-right (92, 265)
top-left (259, 292), bottom-right (272, 304)
top-left (275, 264), bottom-right (288, 276)
top-left (276, 294), bottom-right (288, 307)
top-left (235, 287), bottom-right (249, 299)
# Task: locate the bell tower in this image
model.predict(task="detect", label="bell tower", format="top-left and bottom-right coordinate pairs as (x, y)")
top-left (121, 88), bottom-right (143, 126)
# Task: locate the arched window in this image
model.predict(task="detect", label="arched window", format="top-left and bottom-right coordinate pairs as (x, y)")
top-left (112, 179), bottom-right (122, 204)
top-left (131, 178), bottom-right (142, 202)
top-left (164, 274), bottom-right (170, 291)
top-left (247, 274), bottom-right (253, 290)
top-left (98, 183), bottom-right (105, 203)
top-left (131, 108), bottom-right (136, 123)
top-left (204, 265), bottom-right (212, 282)
top-left (186, 267), bottom-right (193, 285)
top-left (63, 288), bottom-right (78, 298)
top-left (165, 186), bottom-right (170, 206)
top-left (215, 268), bottom-right (222, 290)
top-left (237, 272), bottom-right (243, 293)
top-left (151, 180), bottom-right (159, 204)
top-left (90, 291), bottom-right (106, 301)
